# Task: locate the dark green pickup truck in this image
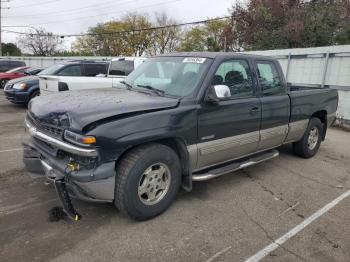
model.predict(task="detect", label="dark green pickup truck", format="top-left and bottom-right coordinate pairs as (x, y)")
top-left (23, 52), bottom-right (338, 220)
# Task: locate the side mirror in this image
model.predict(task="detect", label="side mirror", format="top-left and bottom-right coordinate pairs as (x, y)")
top-left (205, 85), bottom-right (231, 104)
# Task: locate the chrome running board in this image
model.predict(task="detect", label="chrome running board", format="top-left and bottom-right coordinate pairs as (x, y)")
top-left (192, 150), bottom-right (279, 182)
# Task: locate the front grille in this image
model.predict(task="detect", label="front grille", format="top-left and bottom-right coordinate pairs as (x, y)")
top-left (27, 114), bottom-right (64, 139)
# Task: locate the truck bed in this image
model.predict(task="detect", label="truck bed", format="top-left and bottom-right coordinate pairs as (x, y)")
top-left (288, 85), bottom-right (338, 123)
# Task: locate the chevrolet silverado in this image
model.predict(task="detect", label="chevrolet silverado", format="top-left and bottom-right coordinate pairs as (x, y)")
top-left (23, 52), bottom-right (338, 221)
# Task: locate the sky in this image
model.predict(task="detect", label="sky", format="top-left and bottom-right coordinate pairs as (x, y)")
top-left (2, 0), bottom-right (236, 50)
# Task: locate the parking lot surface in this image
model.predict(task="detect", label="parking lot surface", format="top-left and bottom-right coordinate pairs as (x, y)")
top-left (0, 92), bottom-right (350, 262)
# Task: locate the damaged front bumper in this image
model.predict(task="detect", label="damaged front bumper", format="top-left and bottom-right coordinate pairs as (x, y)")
top-left (23, 119), bottom-right (116, 204)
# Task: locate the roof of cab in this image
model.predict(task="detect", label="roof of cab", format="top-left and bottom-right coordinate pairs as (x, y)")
top-left (156, 51), bottom-right (274, 60)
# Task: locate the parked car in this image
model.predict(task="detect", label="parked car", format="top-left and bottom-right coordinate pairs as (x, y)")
top-left (23, 52), bottom-right (338, 221)
top-left (39, 57), bottom-right (147, 95)
top-left (4, 75), bottom-right (41, 105)
top-left (0, 66), bottom-right (42, 88)
top-left (0, 59), bottom-right (26, 73)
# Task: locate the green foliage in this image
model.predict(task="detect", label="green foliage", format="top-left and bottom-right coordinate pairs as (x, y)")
top-left (73, 12), bottom-right (180, 56)
top-left (229, 0), bottom-right (350, 50)
top-left (178, 19), bottom-right (229, 52)
top-left (336, 27), bottom-right (350, 44)
top-left (1, 43), bottom-right (22, 56)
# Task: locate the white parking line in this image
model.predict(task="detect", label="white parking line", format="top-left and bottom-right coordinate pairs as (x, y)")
top-left (0, 148), bottom-right (22, 153)
top-left (205, 246), bottom-right (232, 262)
top-left (245, 189), bottom-right (350, 262)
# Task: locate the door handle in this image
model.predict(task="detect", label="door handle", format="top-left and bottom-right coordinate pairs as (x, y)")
top-left (250, 107), bottom-right (259, 113)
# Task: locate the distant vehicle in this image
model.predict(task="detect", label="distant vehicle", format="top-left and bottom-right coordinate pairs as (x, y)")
top-left (23, 52), bottom-right (338, 221)
top-left (0, 59), bottom-right (26, 73)
top-left (0, 67), bottom-right (42, 88)
top-left (4, 75), bottom-right (41, 106)
top-left (39, 57), bottom-right (147, 95)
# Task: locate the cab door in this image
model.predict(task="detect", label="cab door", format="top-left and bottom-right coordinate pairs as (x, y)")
top-left (196, 59), bottom-right (261, 170)
top-left (254, 60), bottom-right (290, 150)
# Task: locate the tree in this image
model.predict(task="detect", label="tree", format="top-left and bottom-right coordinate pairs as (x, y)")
top-left (73, 22), bottom-right (130, 56)
top-left (229, 0), bottom-right (306, 50)
top-left (73, 13), bottom-right (153, 56)
top-left (17, 28), bottom-right (63, 56)
top-left (228, 0), bottom-right (350, 50)
top-left (1, 43), bottom-right (21, 56)
top-left (178, 19), bottom-right (229, 52)
top-left (178, 27), bottom-right (206, 51)
top-left (336, 27), bottom-right (350, 44)
top-left (147, 12), bottom-right (181, 55)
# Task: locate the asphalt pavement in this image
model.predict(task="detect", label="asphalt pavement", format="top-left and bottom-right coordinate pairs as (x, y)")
top-left (0, 92), bottom-right (349, 262)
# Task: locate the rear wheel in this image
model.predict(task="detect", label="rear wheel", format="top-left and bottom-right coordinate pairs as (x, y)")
top-left (114, 143), bottom-right (181, 220)
top-left (293, 117), bottom-right (323, 158)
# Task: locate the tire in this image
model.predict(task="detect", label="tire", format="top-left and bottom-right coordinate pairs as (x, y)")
top-left (293, 117), bottom-right (323, 158)
top-left (1, 79), bottom-right (9, 89)
top-left (27, 90), bottom-right (40, 108)
top-left (29, 90), bottom-right (40, 100)
top-left (115, 143), bottom-right (181, 221)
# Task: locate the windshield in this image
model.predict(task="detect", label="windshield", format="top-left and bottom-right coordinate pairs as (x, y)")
top-left (121, 56), bottom-right (212, 97)
top-left (38, 64), bottom-right (65, 75)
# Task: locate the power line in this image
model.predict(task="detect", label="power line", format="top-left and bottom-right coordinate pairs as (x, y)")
top-left (5, 0), bottom-right (133, 18)
top-left (10, 0), bottom-right (60, 8)
top-left (2, 16), bottom-right (232, 38)
top-left (23, 0), bottom-right (182, 26)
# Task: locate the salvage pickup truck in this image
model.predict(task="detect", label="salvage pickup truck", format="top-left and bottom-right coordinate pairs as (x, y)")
top-left (23, 52), bottom-right (338, 221)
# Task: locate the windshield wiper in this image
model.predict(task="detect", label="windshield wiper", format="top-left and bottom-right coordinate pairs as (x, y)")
top-left (120, 81), bottom-right (133, 89)
top-left (136, 84), bottom-right (165, 96)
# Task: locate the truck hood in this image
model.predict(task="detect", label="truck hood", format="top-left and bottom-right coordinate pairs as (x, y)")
top-left (29, 88), bottom-right (180, 131)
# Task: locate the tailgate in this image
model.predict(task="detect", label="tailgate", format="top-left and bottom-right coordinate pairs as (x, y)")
top-left (39, 76), bottom-right (59, 95)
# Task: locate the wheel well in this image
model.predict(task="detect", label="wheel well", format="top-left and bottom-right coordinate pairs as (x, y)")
top-left (312, 110), bottom-right (327, 140)
top-left (30, 89), bottom-right (39, 98)
top-left (115, 138), bottom-right (192, 192)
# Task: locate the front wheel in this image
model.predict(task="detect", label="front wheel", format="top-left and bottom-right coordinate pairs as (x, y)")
top-left (1, 79), bottom-right (9, 88)
top-left (114, 143), bottom-right (181, 220)
top-left (293, 117), bottom-right (323, 158)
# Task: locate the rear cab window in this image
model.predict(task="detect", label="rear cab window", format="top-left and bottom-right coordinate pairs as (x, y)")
top-left (256, 61), bottom-right (285, 96)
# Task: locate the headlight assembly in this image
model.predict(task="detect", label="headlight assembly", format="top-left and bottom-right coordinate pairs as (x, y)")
top-left (64, 130), bottom-right (96, 146)
top-left (13, 83), bottom-right (27, 90)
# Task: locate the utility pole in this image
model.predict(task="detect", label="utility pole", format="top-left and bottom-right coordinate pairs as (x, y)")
top-left (0, 0), bottom-right (10, 56)
top-left (0, 0), bottom-right (2, 56)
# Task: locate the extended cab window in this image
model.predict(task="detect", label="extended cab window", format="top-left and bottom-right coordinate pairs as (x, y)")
top-left (212, 59), bottom-right (253, 98)
top-left (57, 65), bottom-right (82, 76)
top-left (256, 61), bottom-right (284, 96)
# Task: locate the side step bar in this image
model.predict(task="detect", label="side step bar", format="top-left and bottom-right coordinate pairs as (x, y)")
top-left (192, 150), bottom-right (279, 182)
